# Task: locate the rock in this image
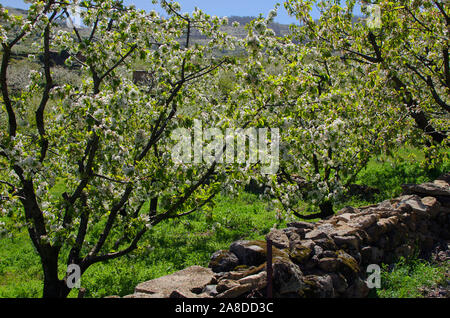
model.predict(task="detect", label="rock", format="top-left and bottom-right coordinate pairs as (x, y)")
top-left (289, 243), bottom-right (313, 264)
top-left (313, 245), bottom-right (324, 257)
top-left (333, 235), bottom-right (360, 250)
top-left (304, 255), bottom-right (319, 270)
top-left (421, 196), bottom-right (441, 218)
top-left (216, 279), bottom-right (240, 293)
top-left (344, 277), bottom-right (370, 298)
top-left (266, 229), bottom-right (290, 250)
top-left (209, 250), bottom-right (240, 273)
top-left (436, 173), bottom-right (450, 183)
top-left (169, 289), bottom-right (203, 298)
top-left (123, 292), bottom-right (165, 298)
top-left (376, 216), bottom-right (400, 235)
top-left (434, 179), bottom-right (449, 188)
top-left (202, 285), bottom-right (218, 297)
top-left (304, 224), bottom-right (335, 240)
top-left (361, 246), bottom-right (384, 264)
top-left (336, 206), bottom-right (360, 215)
top-left (216, 283), bottom-right (253, 298)
top-left (238, 271), bottom-right (267, 290)
top-left (287, 221), bottom-right (315, 230)
top-left (314, 237), bottom-right (338, 250)
top-left (397, 195), bottom-right (432, 215)
top-left (336, 250), bottom-right (360, 277)
top-left (302, 275), bottom-right (335, 298)
top-left (219, 271), bottom-right (247, 281)
top-left (350, 214), bottom-right (378, 229)
top-left (283, 227), bottom-right (303, 244)
top-left (322, 250), bottom-right (338, 258)
top-left (331, 224), bottom-right (360, 237)
top-left (329, 273), bottom-right (348, 294)
top-left (402, 183), bottom-right (450, 197)
top-left (318, 257), bottom-right (339, 272)
top-left (229, 240), bottom-right (267, 266)
top-left (135, 266), bottom-right (215, 298)
top-left (272, 257), bottom-right (304, 296)
top-left (336, 213), bottom-right (354, 223)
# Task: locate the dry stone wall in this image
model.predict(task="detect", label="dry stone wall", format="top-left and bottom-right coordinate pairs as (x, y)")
top-left (122, 175), bottom-right (450, 298)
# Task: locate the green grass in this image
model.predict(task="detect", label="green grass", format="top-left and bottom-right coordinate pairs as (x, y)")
top-left (353, 146), bottom-right (449, 201)
top-left (0, 192), bottom-right (283, 298)
top-left (376, 257), bottom-right (449, 298)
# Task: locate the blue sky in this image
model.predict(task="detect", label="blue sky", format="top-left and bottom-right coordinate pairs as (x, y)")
top-left (0, 0), bottom-right (361, 24)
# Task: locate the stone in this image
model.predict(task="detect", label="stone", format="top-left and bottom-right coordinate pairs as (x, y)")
top-left (209, 250), bottom-right (240, 273)
top-left (329, 273), bottom-right (348, 294)
top-left (219, 271), bottom-right (247, 281)
top-left (169, 289), bottom-right (202, 298)
top-left (322, 250), bottom-right (338, 258)
top-left (336, 250), bottom-right (360, 276)
top-left (123, 292), bottom-right (165, 298)
top-left (283, 227), bottom-right (303, 244)
top-left (238, 270), bottom-right (267, 290)
top-left (272, 257), bottom-right (304, 296)
top-left (314, 237), bottom-right (338, 250)
top-left (318, 257), bottom-right (339, 272)
top-left (336, 206), bottom-right (360, 215)
top-left (229, 240), bottom-right (267, 266)
top-left (135, 266), bottom-right (214, 298)
top-left (202, 285), bottom-right (218, 297)
top-left (361, 246), bottom-right (384, 264)
top-left (350, 214), bottom-right (378, 229)
top-left (336, 213), bottom-right (354, 223)
top-left (313, 245), bottom-right (324, 257)
top-left (421, 196), bottom-right (441, 218)
top-left (287, 221), bottom-right (315, 230)
top-left (396, 195), bottom-right (431, 215)
top-left (402, 183), bottom-right (450, 197)
top-left (216, 279), bottom-right (240, 293)
top-left (344, 277), bottom-right (370, 298)
top-left (331, 224), bottom-right (359, 237)
top-left (376, 216), bottom-right (399, 235)
top-left (333, 235), bottom-right (360, 250)
top-left (266, 229), bottom-right (290, 250)
top-left (304, 255), bottom-right (319, 270)
top-left (301, 274), bottom-right (335, 298)
top-left (216, 283), bottom-right (253, 298)
top-left (289, 243), bottom-right (313, 264)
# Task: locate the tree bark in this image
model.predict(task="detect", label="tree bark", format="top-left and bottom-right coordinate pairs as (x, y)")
top-left (41, 249), bottom-right (71, 298)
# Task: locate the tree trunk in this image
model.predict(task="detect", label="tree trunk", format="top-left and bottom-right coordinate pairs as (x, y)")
top-left (41, 248), bottom-right (71, 298)
top-left (319, 201), bottom-right (334, 218)
top-left (293, 201), bottom-right (335, 220)
top-left (43, 278), bottom-right (71, 298)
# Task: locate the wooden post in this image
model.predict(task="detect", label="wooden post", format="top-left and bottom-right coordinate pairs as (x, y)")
top-left (77, 288), bottom-right (86, 298)
top-left (266, 236), bottom-right (273, 298)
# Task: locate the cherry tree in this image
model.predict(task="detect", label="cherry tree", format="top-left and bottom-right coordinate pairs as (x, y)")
top-left (233, 4), bottom-right (408, 219)
top-left (0, 0), bottom-right (241, 297)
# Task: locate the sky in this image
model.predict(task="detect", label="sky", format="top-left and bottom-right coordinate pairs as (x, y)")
top-left (0, 0), bottom-right (361, 24)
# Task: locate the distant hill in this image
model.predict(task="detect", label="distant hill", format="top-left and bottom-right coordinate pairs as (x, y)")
top-left (2, 6), bottom-right (27, 16)
top-left (1, 7), bottom-right (291, 40)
